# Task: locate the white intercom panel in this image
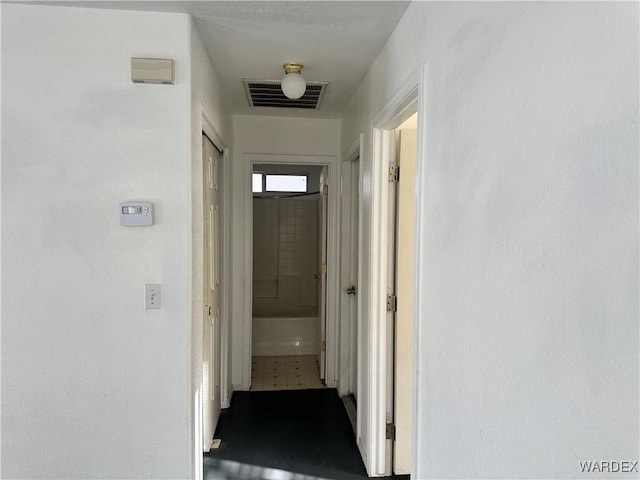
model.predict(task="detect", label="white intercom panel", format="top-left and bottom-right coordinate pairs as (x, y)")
top-left (120, 201), bottom-right (154, 226)
top-left (131, 58), bottom-right (175, 85)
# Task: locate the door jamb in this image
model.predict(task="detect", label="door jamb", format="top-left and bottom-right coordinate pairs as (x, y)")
top-left (411, 64), bottom-right (429, 480)
top-left (368, 64), bottom-right (426, 477)
top-left (241, 153), bottom-right (341, 391)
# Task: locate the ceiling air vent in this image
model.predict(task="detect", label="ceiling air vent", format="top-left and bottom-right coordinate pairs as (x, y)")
top-left (243, 79), bottom-right (328, 110)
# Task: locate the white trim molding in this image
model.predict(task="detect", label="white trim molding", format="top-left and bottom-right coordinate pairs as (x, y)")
top-left (411, 62), bottom-right (430, 480)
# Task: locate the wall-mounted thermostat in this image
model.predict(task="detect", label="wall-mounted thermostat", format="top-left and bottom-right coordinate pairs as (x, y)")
top-left (120, 201), bottom-right (154, 226)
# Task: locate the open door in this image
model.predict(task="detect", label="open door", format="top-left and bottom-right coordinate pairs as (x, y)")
top-left (202, 134), bottom-right (221, 452)
top-left (392, 126), bottom-right (417, 474)
top-left (383, 115), bottom-right (418, 474)
top-left (370, 84), bottom-right (420, 477)
top-left (384, 133), bottom-right (398, 473)
top-left (319, 166), bottom-right (329, 381)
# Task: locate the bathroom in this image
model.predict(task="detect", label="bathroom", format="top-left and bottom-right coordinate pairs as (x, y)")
top-left (251, 164), bottom-right (325, 390)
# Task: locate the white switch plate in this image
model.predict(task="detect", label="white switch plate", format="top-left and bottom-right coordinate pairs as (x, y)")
top-left (144, 284), bottom-right (161, 309)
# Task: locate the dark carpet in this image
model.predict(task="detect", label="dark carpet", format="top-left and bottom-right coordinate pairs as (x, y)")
top-left (204, 388), bottom-right (399, 480)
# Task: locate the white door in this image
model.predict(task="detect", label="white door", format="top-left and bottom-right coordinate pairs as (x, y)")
top-left (392, 128), bottom-right (417, 474)
top-left (202, 134), bottom-right (221, 452)
top-left (385, 133), bottom-right (399, 473)
top-left (349, 158), bottom-right (360, 399)
top-left (319, 166), bottom-right (329, 380)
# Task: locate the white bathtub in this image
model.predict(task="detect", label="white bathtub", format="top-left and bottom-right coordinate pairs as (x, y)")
top-left (252, 316), bottom-right (319, 356)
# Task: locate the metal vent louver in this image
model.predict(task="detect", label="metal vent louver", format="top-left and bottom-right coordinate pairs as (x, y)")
top-left (243, 79), bottom-right (328, 109)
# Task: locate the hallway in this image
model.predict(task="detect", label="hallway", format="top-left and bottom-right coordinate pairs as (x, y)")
top-left (204, 389), bottom-right (406, 480)
top-left (2, 3), bottom-right (637, 479)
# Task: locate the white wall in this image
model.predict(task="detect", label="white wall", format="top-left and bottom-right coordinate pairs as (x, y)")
top-left (343, 2), bottom-right (638, 478)
top-left (230, 115), bottom-right (340, 389)
top-left (1, 5), bottom-right (193, 478)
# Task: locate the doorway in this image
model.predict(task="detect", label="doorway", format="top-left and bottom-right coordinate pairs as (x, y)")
top-left (367, 69), bottom-right (423, 476)
top-left (378, 112), bottom-right (418, 476)
top-left (250, 163), bottom-right (328, 391)
top-left (241, 153), bottom-right (340, 392)
top-left (390, 114), bottom-right (418, 475)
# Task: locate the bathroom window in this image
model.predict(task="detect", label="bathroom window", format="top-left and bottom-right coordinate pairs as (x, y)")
top-left (252, 173), bottom-right (308, 193)
top-left (266, 174), bottom-right (307, 193)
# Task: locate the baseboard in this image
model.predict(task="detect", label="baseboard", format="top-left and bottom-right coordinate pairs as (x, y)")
top-left (341, 394), bottom-right (357, 436)
top-left (222, 384), bottom-right (234, 409)
top-left (357, 435), bottom-right (369, 476)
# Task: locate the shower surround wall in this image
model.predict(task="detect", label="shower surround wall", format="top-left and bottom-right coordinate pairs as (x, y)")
top-left (252, 197), bottom-right (320, 356)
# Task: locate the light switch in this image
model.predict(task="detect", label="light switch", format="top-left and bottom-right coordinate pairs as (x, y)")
top-left (144, 284), bottom-right (161, 309)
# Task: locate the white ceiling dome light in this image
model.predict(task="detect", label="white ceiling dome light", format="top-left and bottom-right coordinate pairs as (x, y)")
top-left (281, 63), bottom-right (306, 99)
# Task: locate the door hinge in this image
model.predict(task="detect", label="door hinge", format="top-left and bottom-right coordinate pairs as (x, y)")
top-left (386, 294), bottom-right (397, 312)
top-left (323, 184), bottom-right (329, 195)
top-left (386, 422), bottom-right (396, 440)
top-left (388, 164), bottom-right (400, 183)
top-left (321, 340), bottom-right (326, 352)
top-left (321, 263), bottom-right (327, 274)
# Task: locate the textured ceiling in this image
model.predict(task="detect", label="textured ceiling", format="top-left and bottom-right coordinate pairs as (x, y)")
top-left (190, 2), bottom-right (410, 117)
top-left (20, 1), bottom-right (410, 118)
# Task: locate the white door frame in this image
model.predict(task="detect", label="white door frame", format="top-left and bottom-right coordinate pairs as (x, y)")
top-left (191, 107), bottom-right (230, 480)
top-left (338, 135), bottom-right (362, 397)
top-left (241, 153), bottom-right (340, 391)
top-left (367, 64), bottom-right (427, 476)
top-left (411, 64), bottom-right (429, 480)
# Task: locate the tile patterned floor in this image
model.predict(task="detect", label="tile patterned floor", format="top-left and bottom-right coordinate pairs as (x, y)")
top-left (251, 355), bottom-right (325, 391)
